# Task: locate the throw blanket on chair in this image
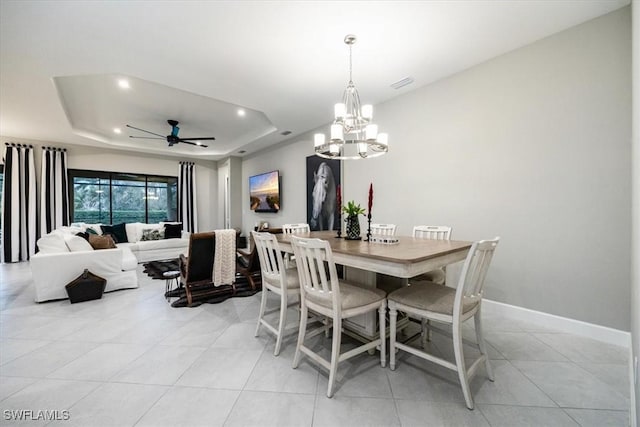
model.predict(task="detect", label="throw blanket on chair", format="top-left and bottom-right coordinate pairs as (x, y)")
top-left (213, 229), bottom-right (237, 286)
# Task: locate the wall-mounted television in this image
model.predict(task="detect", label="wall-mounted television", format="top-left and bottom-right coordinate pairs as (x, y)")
top-left (249, 170), bottom-right (280, 212)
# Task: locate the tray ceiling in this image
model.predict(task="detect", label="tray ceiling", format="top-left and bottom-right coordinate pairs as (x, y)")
top-left (0, 0), bottom-right (629, 160)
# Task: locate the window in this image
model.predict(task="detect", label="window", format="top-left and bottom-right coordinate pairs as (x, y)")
top-left (69, 170), bottom-right (177, 224)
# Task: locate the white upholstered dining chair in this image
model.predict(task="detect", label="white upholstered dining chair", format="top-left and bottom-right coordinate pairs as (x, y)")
top-left (290, 235), bottom-right (387, 398)
top-left (252, 231), bottom-right (301, 356)
top-left (370, 223), bottom-right (397, 236)
top-left (388, 237), bottom-right (500, 410)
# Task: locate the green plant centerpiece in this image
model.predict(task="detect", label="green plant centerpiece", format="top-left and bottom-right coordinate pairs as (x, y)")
top-left (342, 200), bottom-right (365, 240)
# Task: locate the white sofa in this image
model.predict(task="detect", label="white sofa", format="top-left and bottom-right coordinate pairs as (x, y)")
top-left (30, 222), bottom-right (189, 302)
top-left (118, 222), bottom-right (190, 263)
top-left (31, 246), bottom-right (139, 302)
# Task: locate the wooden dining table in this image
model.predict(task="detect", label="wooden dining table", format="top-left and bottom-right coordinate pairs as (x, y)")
top-left (275, 230), bottom-right (472, 340)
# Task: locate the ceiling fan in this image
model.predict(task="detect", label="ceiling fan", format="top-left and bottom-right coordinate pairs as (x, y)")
top-left (126, 119), bottom-right (215, 148)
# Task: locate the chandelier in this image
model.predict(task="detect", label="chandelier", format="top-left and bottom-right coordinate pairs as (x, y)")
top-left (314, 35), bottom-right (388, 160)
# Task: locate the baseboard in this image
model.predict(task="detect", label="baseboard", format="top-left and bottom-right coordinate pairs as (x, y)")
top-left (483, 299), bottom-right (631, 348)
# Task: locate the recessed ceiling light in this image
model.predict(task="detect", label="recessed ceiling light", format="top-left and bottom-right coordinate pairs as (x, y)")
top-left (113, 128), bottom-right (122, 134)
top-left (280, 130), bottom-right (292, 136)
top-left (237, 109), bottom-right (246, 117)
top-left (117, 79), bottom-right (130, 89)
top-left (238, 150), bottom-right (246, 154)
top-left (196, 141), bottom-right (202, 145)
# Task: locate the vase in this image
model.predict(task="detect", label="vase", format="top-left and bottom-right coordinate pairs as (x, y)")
top-left (345, 215), bottom-right (361, 240)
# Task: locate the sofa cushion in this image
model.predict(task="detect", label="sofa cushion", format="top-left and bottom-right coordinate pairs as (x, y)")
top-left (101, 223), bottom-right (128, 243)
top-left (36, 234), bottom-right (69, 254)
top-left (64, 234), bottom-right (94, 252)
top-left (125, 222), bottom-right (141, 243)
top-left (135, 238), bottom-right (188, 251)
top-left (163, 223), bottom-right (182, 239)
top-left (89, 234), bottom-right (117, 249)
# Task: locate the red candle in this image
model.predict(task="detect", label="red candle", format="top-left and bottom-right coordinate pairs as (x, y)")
top-left (368, 183), bottom-right (373, 215)
top-left (336, 184), bottom-right (342, 213)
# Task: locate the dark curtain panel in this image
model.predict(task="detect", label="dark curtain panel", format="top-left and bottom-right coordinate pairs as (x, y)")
top-left (40, 147), bottom-right (70, 235)
top-left (177, 162), bottom-right (197, 233)
top-left (2, 144), bottom-right (37, 262)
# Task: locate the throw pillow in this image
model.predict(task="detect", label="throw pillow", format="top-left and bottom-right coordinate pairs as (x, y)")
top-left (76, 231), bottom-right (90, 241)
top-left (101, 223), bottom-right (128, 243)
top-left (36, 234), bottom-right (69, 253)
top-left (85, 227), bottom-right (98, 235)
top-left (141, 228), bottom-right (164, 241)
top-left (88, 234), bottom-right (117, 250)
top-left (64, 234), bottom-right (94, 252)
top-left (164, 223), bottom-right (183, 239)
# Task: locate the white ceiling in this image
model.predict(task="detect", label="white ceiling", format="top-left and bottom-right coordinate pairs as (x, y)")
top-left (0, 0), bottom-right (629, 161)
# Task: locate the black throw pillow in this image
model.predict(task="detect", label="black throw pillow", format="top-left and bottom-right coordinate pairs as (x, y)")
top-left (75, 231), bottom-right (90, 242)
top-left (164, 223), bottom-right (183, 239)
top-left (101, 223), bottom-right (128, 243)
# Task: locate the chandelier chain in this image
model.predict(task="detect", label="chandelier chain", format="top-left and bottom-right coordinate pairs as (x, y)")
top-left (349, 43), bottom-right (353, 84)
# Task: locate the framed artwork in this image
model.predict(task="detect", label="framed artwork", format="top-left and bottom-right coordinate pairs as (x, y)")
top-left (306, 155), bottom-right (341, 231)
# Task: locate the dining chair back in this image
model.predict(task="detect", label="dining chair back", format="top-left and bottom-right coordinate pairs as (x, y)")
top-left (290, 235), bottom-right (387, 398)
top-left (412, 225), bottom-right (452, 240)
top-left (370, 223), bottom-right (397, 236)
top-left (388, 237), bottom-right (500, 409)
top-left (282, 223), bottom-right (311, 234)
top-left (251, 231), bottom-right (301, 356)
top-left (281, 223), bottom-right (310, 267)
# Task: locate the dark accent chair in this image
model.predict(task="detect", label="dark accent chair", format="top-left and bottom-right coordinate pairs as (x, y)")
top-left (179, 232), bottom-right (217, 306)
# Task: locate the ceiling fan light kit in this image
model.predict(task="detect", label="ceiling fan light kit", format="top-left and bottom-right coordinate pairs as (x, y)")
top-left (314, 34), bottom-right (389, 160)
top-left (126, 119), bottom-right (215, 148)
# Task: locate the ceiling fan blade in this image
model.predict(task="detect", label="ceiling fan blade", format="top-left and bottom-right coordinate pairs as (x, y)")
top-left (126, 124), bottom-right (165, 138)
top-left (129, 136), bottom-right (164, 140)
top-left (178, 137), bottom-right (216, 141)
top-left (180, 140), bottom-right (208, 148)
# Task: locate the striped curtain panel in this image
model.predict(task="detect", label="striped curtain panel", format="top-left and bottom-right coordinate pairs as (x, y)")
top-left (2, 143), bottom-right (37, 262)
top-left (40, 147), bottom-right (70, 235)
top-left (178, 162), bottom-right (198, 233)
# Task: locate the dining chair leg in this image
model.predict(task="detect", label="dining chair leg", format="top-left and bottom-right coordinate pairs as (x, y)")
top-left (274, 291), bottom-right (287, 356)
top-left (378, 301), bottom-right (387, 367)
top-left (292, 304), bottom-right (308, 369)
top-left (389, 303), bottom-right (397, 371)
top-left (255, 286), bottom-right (268, 337)
top-left (453, 321), bottom-right (474, 410)
top-left (474, 308), bottom-right (494, 381)
top-left (327, 315), bottom-right (342, 398)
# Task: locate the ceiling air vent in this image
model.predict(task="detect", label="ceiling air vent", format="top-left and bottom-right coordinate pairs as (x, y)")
top-left (280, 130), bottom-right (292, 136)
top-left (390, 77), bottom-right (414, 90)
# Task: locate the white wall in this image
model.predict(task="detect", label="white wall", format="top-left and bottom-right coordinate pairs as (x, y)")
top-left (630, 0), bottom-right (639, 421)
top-left (242, 140), bottom-right (311, 232)
top-left (0, 137), bottom-right (219, 232)
top-left (242, 7), bottom-right (632, 331)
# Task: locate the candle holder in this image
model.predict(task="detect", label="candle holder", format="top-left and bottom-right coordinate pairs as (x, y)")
top-left (366, 213), bottom-right (372, 242)
top-left (336, 214), bottom-right (342, 238)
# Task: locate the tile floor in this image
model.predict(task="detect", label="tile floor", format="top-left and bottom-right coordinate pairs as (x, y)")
top-left (0, 262), bottom-right (631, 426)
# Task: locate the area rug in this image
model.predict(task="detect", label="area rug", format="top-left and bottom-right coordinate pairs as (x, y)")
top-left (142, 259), bottom-right (261, 308)
top-left (143, 258), bottom-right (180, 279)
